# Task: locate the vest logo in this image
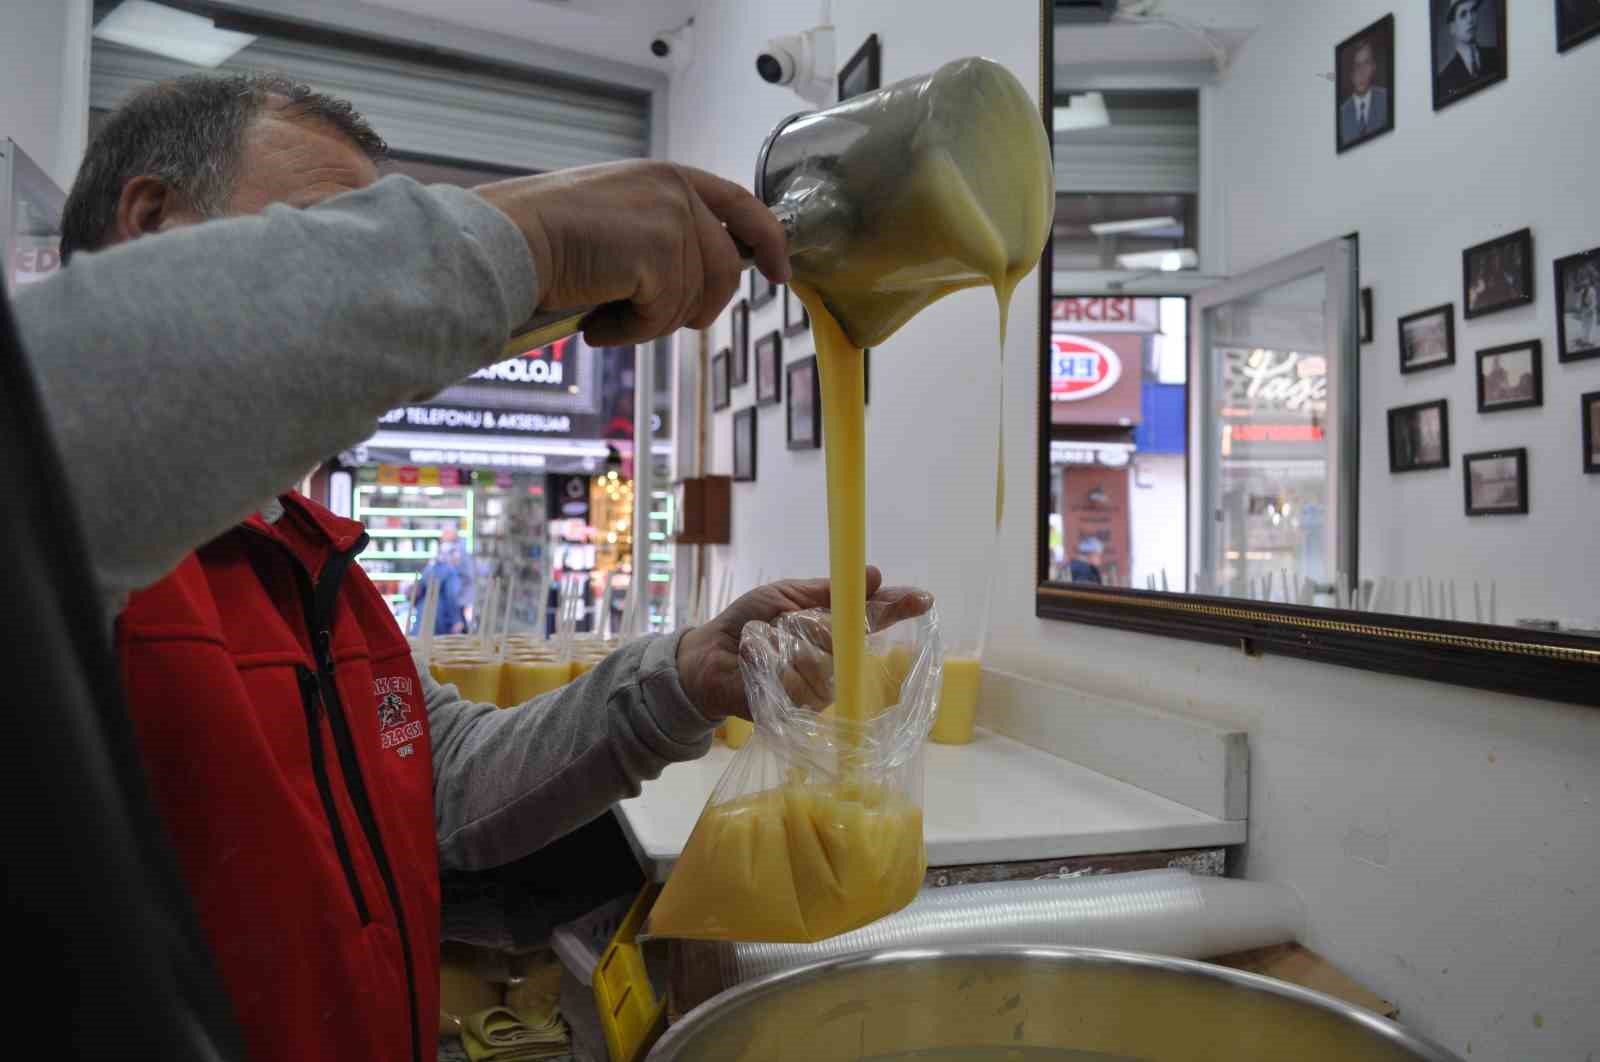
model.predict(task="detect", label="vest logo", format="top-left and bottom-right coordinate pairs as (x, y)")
top-left (374, 676), bottom-right (422, 753)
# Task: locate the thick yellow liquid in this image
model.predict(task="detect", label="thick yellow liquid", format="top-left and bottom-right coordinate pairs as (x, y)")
top-left (929, 656), bottom-right (982, 745)
top-left (500, 656), bottom-right (571, 705)
top-left (647, 783), bottom-right (925, 943)
top-left (430, 656), bottom-right (503, 706)
top-left (721, 714), bottom-right (755, 748)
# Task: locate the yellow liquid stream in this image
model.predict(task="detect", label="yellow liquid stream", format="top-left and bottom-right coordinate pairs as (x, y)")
top-left (651, 59), bottom-right (1050, 943)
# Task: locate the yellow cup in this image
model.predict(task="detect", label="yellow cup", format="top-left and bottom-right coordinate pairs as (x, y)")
top-left (722, 715), bottom-right (755, 748)
top-left (929, 654), bottom-right (981, 744)
top-left (500, 654), bottom-right (571, 706)
top-left (431, 656), bottom-right (504, 706)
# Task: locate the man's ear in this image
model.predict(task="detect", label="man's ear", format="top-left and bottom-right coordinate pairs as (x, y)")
top-left (112, 176), bottom-right (204, 244)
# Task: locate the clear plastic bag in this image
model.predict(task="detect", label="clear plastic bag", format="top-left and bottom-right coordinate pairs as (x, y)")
top-left (647, 605), bottom-right (942, 943)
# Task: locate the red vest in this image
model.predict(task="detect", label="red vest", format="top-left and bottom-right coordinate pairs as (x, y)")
top-left (117, 493), bottom-right (438, 1062)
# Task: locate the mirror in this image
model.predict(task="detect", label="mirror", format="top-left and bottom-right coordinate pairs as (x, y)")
top-left (1037, 2), bottom-right (1600, 706)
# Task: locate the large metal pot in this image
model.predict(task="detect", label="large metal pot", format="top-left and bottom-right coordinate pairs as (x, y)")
top-left (648, 946), bottom-right (1462, 1061)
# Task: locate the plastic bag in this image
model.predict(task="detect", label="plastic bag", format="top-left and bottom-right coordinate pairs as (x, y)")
top-left (647, 605), bottom-right (942, 943)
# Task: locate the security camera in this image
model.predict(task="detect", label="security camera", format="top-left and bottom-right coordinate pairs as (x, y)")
top-left (757, 26), bottom-right (835, 106)
top-left (650, 20), bottom-right (693, 69)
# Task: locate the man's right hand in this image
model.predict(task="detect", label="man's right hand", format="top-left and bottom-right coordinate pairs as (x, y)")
top-left (474, 161), bottom-right (791, 346)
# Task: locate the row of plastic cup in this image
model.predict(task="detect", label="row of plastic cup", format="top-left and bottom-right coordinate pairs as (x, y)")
top-left (417, 634), bottom-right (618, 709)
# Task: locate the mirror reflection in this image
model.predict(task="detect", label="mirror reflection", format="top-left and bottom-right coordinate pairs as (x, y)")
top-left (1044, 4), bottom-right (1600, 637)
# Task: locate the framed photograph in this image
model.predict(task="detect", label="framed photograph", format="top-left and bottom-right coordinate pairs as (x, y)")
top-left (1431, 0), bottom-right (1507, 110)
top-left (1584, 391), bottom-right (1600, 473)
top-left (1463, 447), bottom-right (1528, 515)
top-left (1463, 228), bottom-right (1534, 319)
top-left (1398, 303), bottom-right (1456, 373)
top-left (1558, 0), bottom-right (1600, 53)
top-left (1554, 246), bottom-right (1600, 362)
top-left (838, 33), bottom-right (881, 102)
top-left (732, 407), bottom-right (757, 483)
top-left (1388, 398), bottom-right (1451, 473)
top-left (730, 299), bottom-right (750, 386)
top-left (783, 285), bottom-right (810, 337)
top-left (711, 348), bottom-right (731, 412)
top-left (755, 330), bottom-right (782, 406)
top-left (1476, 340), bottom-right (1543, 413)
top-left (786, 356), bottom-right (821, 450)
top-left (1336, 15), bottom-right (1396, 153)
top-left (749, 269), bottom-right (778, 311)
top-left (1360, 286), bottom-right (1374, 344)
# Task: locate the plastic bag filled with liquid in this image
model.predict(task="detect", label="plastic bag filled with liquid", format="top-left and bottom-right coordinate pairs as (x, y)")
top-left (647, 606), bottom-right (942, 943)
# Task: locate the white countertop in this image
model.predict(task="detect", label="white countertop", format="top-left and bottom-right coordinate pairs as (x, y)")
top-left (614, 729), bottom-right (1247, 881)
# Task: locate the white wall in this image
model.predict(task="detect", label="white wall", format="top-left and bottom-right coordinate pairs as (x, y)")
top-left (0, 0), bottom-right (92, 189)
top-left (671, 3), bottom-right (1600, 1059)
top-left (1217, 1), bottom-right (1600, 624)
top-left (1128, 452), bottom-right (1185, 589)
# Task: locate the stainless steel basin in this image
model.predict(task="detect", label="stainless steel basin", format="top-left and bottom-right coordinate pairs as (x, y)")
top-left (648, 946), bottom-right (1462, 1061)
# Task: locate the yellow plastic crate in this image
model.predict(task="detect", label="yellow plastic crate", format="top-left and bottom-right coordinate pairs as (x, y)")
top-left (593, 885), bottom-right (667, 1062)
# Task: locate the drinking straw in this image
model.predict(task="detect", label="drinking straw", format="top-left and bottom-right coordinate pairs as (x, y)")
top-left (497, 571), bottom-right (518, 663)
top-left (418, 567), bottom-right (441, 666)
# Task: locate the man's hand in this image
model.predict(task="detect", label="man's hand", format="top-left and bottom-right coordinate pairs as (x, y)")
top-left (676, 567), bottom-right (934, 723)
top-left (474, 161), bottom-right (790, 346)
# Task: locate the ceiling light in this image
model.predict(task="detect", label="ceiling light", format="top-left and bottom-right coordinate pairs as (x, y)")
top-left (1052, 91), bottom-right (1109, 133)
top-left (94, 1), bottom-right (256, 68)
top-left (1116, 249), bottom-right (1199, 272)
top-left (1089, 216), bottom-right (1179, 237)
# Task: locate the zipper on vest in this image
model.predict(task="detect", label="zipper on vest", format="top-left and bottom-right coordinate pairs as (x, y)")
top-left (301, 538), bottom-right (422, 1062)
top-left (295, 665), bottom-right (371, 925)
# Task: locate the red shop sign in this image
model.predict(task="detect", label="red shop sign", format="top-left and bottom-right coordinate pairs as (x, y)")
top-left (1050, 335), bottom-right (1123, 402)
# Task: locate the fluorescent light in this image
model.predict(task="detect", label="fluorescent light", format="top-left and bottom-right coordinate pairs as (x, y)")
top-left (1089, 216), bottom-right (1179, 237)
top-left (1116, 249), bottom-right (1199, 272)
top-left (1052, 91), bottom-right (1109, 133)
top-left (95, 1), bottom-right (256, 68)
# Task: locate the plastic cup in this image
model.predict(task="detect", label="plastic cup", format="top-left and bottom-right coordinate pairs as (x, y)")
top-left (500, 652), bottom-right (571, 706)
top-left (929, 652), bottom-right (981, 744)
top-left (722, 715), bottom-right (755, 748)
top-left (431, 655), bottom-right (504, 706)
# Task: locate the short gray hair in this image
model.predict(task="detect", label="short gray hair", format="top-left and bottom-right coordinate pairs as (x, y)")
top-left (61, 72), bottom-right (386, 263)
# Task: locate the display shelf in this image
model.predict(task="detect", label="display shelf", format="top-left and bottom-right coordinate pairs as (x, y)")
top-left (366, 528), bottom-right (447, 538)
top-left (361, 550), bottom-right (437, 560)
top-left (359, 507), bottom-right (471, 518)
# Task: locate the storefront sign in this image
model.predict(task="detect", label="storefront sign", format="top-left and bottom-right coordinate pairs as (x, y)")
top-left (470, 337), bottom-right (573, 391)
top-left (1052, 296), bottom-right (1160, 333)
top-left (547, 473), bottom-right (591, 519)
top-left (1218, 347), bottom-right (1327, 456)
top-left (377, 405), bottom-right (575, 436)
top-left (1051, 335), bottom-right (1123, 402)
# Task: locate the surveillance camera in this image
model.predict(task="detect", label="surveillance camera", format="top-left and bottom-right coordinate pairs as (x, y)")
top-left (650, 20), bottom-right (693, 68)
top-left (757, 32), bottom-right (804, 85)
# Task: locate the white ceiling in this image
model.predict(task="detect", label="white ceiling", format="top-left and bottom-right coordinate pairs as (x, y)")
top-left (358, 0), bottom-right (698, 75)
top-left (1055, 0), bottom-right (1270, 69)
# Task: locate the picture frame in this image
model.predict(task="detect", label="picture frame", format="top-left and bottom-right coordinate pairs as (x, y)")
top-left (755, 330), bottom-right (782, 406)
top-left (1359, 286), bottom-right (1374, 344)
top-left (1558, 0), bottom-right (1600, 53)
top-left (1335, 15), bottom-right (1396, 154)
top-left (786, 356), bottom-right (821, 450)
top-left (838, 33), bottom-right (881, 102)
top-left (1430, 0), bottom-right (1507, 111)
top-left (1584, 391), bottom-right (1600, 474)
top-left (1554, 246), bottom-right (1600, 362)
top-left (783, 285), bottom-right (810, 337)
top-left (1388, 398), bottom-right (1451, 473)
top-left (749, 269), bottom-right (778, 311)
top-left (1397, 303), bottom-right (1456, 374)
top-left (1463, 228), bottom-right (1534, 319)
top-left (1476, 340), bottom-right (1543, 413)
top-left (1463, 447), bottom-right (1529, 515)
top-left (730, 299), bottom-right (750, 386)
top-left (711, 348), bottom-right (731, 412)
top-left (732, 407), bottom-right (757, 483)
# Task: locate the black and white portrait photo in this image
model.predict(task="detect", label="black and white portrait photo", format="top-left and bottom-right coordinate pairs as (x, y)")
top-left (1431, 0), bottom-right (1507, 109)
top-left (1463, 228), bottom-right (1533, 319)
top-left (1558, 0), bottom-right (1600, 53)
top-left (1336, 16), bottom-right (1395, 152)
top-left (1476, 341), bottom-right (1543, 413)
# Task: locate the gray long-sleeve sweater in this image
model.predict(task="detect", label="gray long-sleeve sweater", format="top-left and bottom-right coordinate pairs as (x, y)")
top-left (13, 174), bottom-right (714, 871)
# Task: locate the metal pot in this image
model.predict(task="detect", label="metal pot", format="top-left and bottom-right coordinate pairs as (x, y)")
top-left (647, 946), bottom-right (1462, 1061)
